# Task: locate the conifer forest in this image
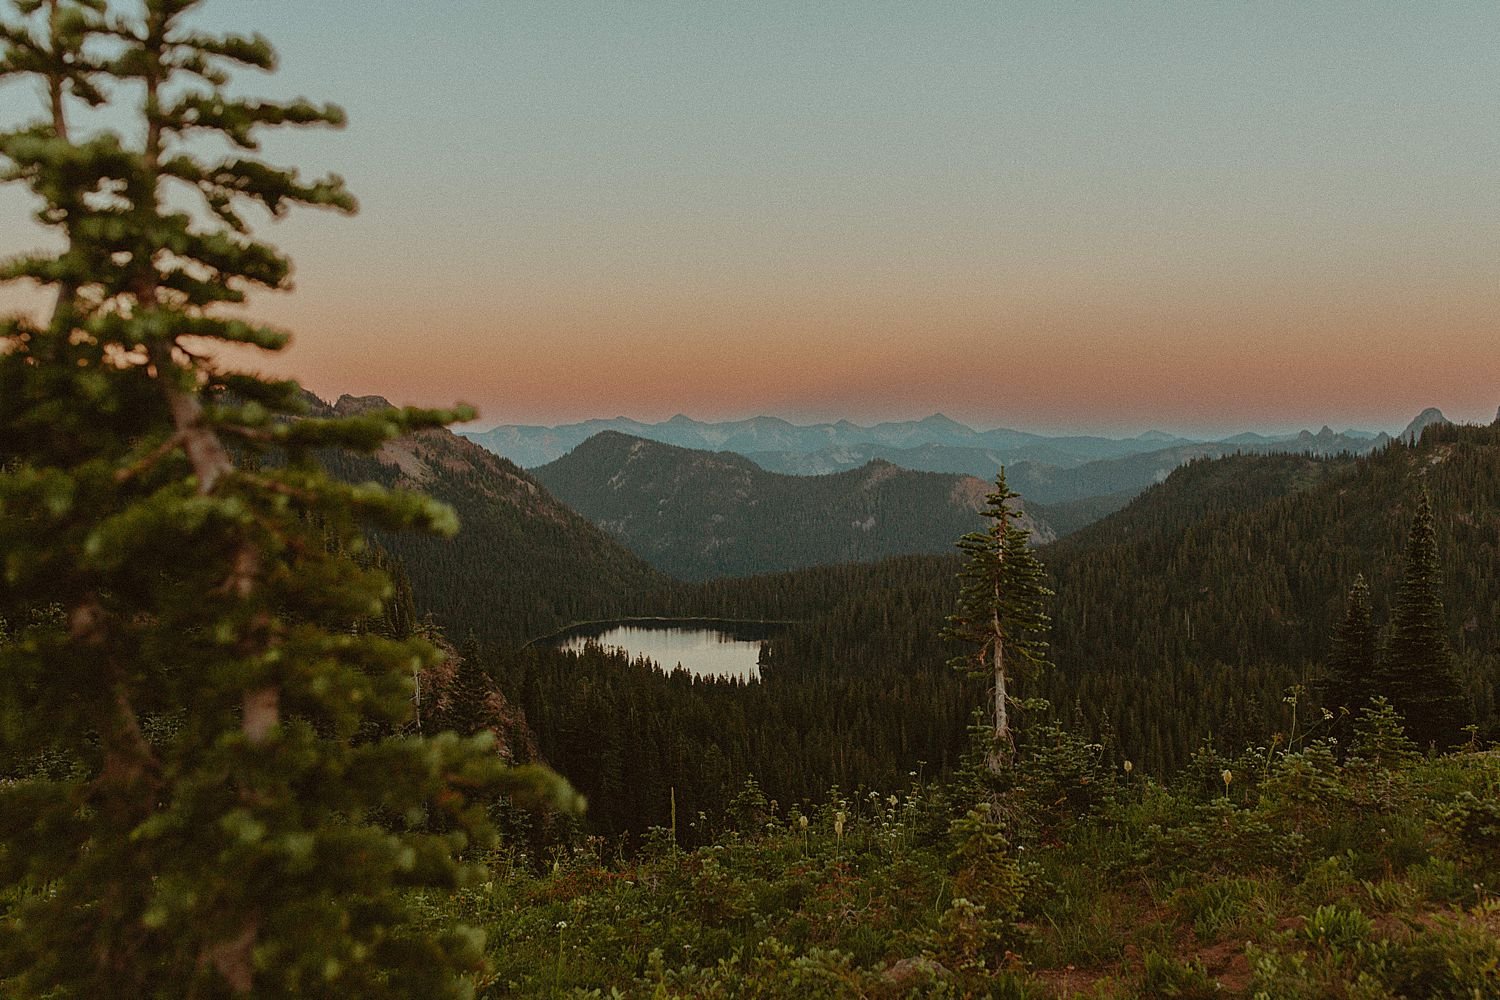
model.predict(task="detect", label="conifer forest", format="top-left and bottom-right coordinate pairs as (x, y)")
top-left (2, 3), bottom-right (1497, 997)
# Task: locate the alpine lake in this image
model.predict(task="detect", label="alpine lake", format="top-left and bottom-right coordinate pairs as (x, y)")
top-left (539, 619), bottom-right (788, 681)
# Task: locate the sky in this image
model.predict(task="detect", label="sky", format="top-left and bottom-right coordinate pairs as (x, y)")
top-left (1, 2), bottom-right (1497, 436)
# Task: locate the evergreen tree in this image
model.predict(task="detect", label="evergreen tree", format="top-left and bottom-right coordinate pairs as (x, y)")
top-left (442, 636), bottom-right (496, 738)
top-left (1376, 489), bottom-right (1467, 747)
top-left (370, 547), bottom-right (418, 640)
top-left (942, 469), bottom-right (1053, 771)
top-left (1319, 574), bottom-right (1377, 714)
top-left (0, 2), bottom-right (578, 995)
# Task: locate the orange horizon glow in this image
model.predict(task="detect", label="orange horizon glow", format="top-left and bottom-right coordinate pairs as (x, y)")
top-left (2, 2), bottom-right (1496, 437)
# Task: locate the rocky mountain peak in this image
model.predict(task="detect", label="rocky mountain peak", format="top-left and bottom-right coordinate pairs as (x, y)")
top-left (333, 393), bottom-right (396, 416)
top-left (1399, 407), bottom-right (1448, 444)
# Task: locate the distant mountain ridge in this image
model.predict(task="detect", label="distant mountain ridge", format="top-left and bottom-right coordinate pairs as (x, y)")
top-left (748, 430), bottom-right (1392, 507)
top-left (459, 411), bottom-right (1416, 471)
top-left (461, 411), bottom-right (1454, 539)
top-left (462, 413), bottom-right (1197, 469)
top-left (532, 431), bottom-right (1054, 581)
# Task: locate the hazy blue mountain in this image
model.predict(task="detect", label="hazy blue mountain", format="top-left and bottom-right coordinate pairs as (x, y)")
top-left (461, 413), bottom-right (1198, 469)
top-left (745, 430), bottom-right (1221, 477)
top-left (463, 412), bottom-right (1396, 534)
top-left (753, 431), bottom-right (1391, 507)
top-left (1400, 407), bottom-right (1449, 443)
top-left (746, 443), bottom-right (1012, 478)
top-left (531, 431), bottom-right (1054, 581)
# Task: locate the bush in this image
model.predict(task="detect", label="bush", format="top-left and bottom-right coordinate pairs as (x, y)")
top-left (1139, 950), bottom-right (1222, 998)
top-left (1300, 903), bottom-right (1373, 953)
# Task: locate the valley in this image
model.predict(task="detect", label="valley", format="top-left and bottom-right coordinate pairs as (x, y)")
top-left (380, 412), bottom-right (1500, 996)
top-left (468, 413), bottom-right (1406, 555)
top-left (344, 400), bottom-right (1500, 832)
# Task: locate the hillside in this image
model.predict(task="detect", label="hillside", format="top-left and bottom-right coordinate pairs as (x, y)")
top-left (1042, 423), bottom-right (1500, 767)
top-left (470, 425), bottom-right (1500, 840)
top-left (312, 395), bottom-right (665, 642)
top-left (752, 429), bottom-right (1388, 503)
top-left (432, 736), bottom-right (1500, 998)
top-left (580, 426), bottom-right (1499, 801)
top-left (748, 435), bottom-right (1200, 478)
top-left (532, 431), bottom-right (1054, 580)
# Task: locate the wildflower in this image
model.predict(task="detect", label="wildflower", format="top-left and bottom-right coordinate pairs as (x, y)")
top-left (555, 921), bottom-right (567, 931)
top-left (1221, 769), bottom-right (1233, 793)
top-left (888, 794), bottom-right (898, 807)
top-left (1123, 760), bottom-right (1133, 774)
top-left (834, 811), bottom-right (845, 839)
top-left (798, 814), bottom-right (808, 831)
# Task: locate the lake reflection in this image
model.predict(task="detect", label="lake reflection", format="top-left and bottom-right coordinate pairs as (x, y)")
top-left (552, 621), bottom-right (777, 681)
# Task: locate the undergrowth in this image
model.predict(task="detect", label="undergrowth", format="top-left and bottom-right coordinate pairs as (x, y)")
top-left (408, 700), bottom-right (1499, 998)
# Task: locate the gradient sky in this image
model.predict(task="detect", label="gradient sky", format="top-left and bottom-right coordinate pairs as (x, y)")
top-left (2, 2), bottom-right (1497, 435)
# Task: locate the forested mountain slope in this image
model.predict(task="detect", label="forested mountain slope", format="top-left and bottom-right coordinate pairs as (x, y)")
top-left (752, 429), bottom-right (1388, 505)
top-left (516, 426), bottom-right (1500, 834)
top-left (494, 555), bottom-right (976, 838)
top-left (533, 431), bottom-right (1054, 580)
top-left (312, 395), bottom-right (665, 642)
top-left (378, 422), bottom-right (1500, 837)
top-left (1044, 424), bottom-right (1500, 767)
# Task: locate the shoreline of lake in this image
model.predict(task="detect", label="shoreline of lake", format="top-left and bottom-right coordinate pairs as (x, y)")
top-left (522, 616), bottom-right (801, 650)
top-left (531, 618), bottom-right (797, 681)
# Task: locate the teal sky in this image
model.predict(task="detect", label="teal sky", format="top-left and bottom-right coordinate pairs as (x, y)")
top-left (2, 2), bottom-right (1497, 434)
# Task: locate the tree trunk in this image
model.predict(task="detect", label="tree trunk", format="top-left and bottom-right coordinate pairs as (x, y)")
top-left (987, 509), bottom-right (1011, 773)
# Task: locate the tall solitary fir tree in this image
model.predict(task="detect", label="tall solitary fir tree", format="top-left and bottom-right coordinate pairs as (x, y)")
top-left (943, 469), bottom-right (1052, 772)
top-left (0, 2), bottom-right (579, 996)
top-left (1375, 489), bottom-right (1467, 748)
top-left (1319, 574), bottom-right (1378, 715)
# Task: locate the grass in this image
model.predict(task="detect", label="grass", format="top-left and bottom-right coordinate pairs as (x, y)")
top-left (401, 728), bottom-right (1500, 998)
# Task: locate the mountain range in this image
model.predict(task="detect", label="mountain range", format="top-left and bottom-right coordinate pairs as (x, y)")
top-left (462, 413), bottom-right (1415, 532)
top-left (461, 412), bottom-right (1406, 471)
top-left (461, 413), bottom-right (1202, 470)
top-left (306, 392), bottom-right (1499, 786)
top-left (322, 395), bottom-right (1475, 640)
top-left (642, 417), bottom-right (1500, 775)
top-left (532, 431), bottom-right (1053, 581)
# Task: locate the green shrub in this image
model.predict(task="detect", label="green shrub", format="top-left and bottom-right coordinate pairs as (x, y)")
top-left (1179, 877), bottom-right (1262, 939)
top-left (1297, 854), bottom-right (1358, 907)
top-left (1300, 902), bottom-right (1373, 953)
top-left (1139, 950), bottom-right (1221, 998)
top-left (1444, 790), bottom-right (1500, 865)
top-left (1404, 856), bottom-right (1471, 905)
top-left (1377, 908), bottom-right (1500, 1000)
